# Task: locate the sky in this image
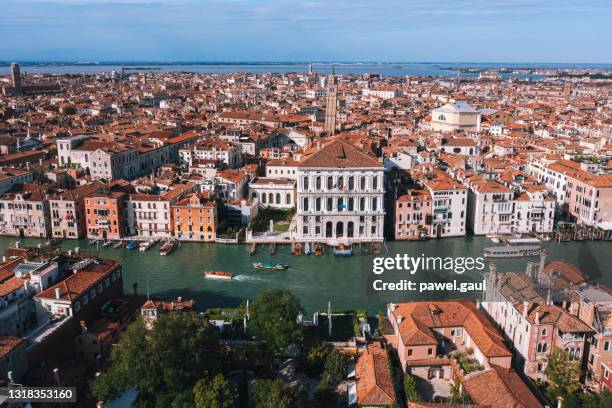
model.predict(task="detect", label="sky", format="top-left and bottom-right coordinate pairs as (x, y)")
top-left (1, 0), bottom-right (611, 63)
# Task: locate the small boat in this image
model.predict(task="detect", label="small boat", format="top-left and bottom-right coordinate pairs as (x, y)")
top-left (113, 241), bottom-right (124, 249)
top-left (334, 244), bottom-right (353, 257)
top-left (126, 241), bottom-right (139, 250)
top-left (506, 237), bottom-right (541, 246)
top-left (304, 242), bottom-right (311, 255)
top-left (484, 245), bottom-right (542, 258)
top-left (204, 271), bottom-right (234, 280)
top-left (139, 240), bottom-right (154, 252)
top-left (486, 235), bottom-right (500, 244)
top-left (314, 244), bottom-right (323, 256)
top-left (293, 243), bottom-right (303, 255)
top-left (252, 262), bottom-right (288, 270)
top-left (102, 240), bottom-right (113, 247)
top-left (159, 241), bottom-right (175, 256)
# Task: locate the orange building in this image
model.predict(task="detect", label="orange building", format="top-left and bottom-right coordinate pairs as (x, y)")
top-left (171, 193), bottom-right (217, 241)
top-left (84, 190), bottom-right (127, 240)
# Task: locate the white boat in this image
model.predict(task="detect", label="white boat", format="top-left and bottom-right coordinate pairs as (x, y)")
top-left (484, 245), bottom-right (542, 258)
top-left (304, 242), bottom-right (311, 255)
top-left (113, 241), bottom-right (124, 249)
top-left (486, 235), bottom-right (500, 244)
top-left (139, 241), bottom-right (154, 252)
top-left (506, 237), bottom-right (541, 246)
top-left (102, 240), bottom-right (113, 247)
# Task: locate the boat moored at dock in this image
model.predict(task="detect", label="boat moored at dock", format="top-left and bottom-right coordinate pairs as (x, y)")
top-left (126, 241), bottom-right (139, 250)
top-left (484, 245), bottom-right (543, 258)
top-left (159, 240), bottom-right (175, 256)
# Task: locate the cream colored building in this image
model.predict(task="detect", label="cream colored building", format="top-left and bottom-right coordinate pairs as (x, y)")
top-left (430, 100), bottom-right (480, 133)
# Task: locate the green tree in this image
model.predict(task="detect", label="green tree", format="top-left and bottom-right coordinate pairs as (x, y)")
top-left (91, 312), bottom-right (221, 407)
top-left (193, 374), bottom-right (233, 408)
top-left (249, 289), bottom-right (303, 354)
top-left (544, 349), bottom-right (581, 400)
top-left (250, 379), bottom-right (298, 408)
top-left (304, 343), bottom-right (330, 377)
top-left (404, 373), bottom-right (421, 402)
top-left (323, 349), bottom-right (349, 385)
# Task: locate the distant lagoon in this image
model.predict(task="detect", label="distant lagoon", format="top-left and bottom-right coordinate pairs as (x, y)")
top-left (2, 61), bottom-right (611, 78)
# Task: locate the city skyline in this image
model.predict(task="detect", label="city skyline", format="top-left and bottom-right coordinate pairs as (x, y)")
top-left (1, 0), bottom-right (612, 63)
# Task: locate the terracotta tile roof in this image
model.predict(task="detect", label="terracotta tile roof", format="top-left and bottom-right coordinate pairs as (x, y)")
top-left (34, 259), bottom-right (119, 302)
top-left (0, 336), bottom-right (25, 359)
top-left (391, 301), bottom-right (511, 358)
top-left (355, 344), bottom-right (396, 406)
top-left (463, 366), bottom-right (543, 408)
top-left (0, 276), bottom-right (25, 297)
top-left (299, 139), bottom-right (382, 168)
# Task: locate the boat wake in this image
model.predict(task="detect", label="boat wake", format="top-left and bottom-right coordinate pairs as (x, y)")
top-left (233, 275), bottom-right (264, 282)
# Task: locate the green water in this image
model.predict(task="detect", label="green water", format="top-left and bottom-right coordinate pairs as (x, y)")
top-left (2, 237), bottom-right (610, 315)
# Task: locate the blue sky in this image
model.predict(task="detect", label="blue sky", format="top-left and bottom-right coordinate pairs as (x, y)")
top-left (1, 0), bottom-right (611, 62)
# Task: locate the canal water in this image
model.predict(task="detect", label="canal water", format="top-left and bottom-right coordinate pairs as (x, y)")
top-left (1, 237), bottom-right (610, 316)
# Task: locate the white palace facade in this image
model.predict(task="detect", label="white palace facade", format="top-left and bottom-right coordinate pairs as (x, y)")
top-left (296, 140), bottom-right (384, 243)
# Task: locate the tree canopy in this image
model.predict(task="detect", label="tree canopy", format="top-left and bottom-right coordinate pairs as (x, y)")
top-left (250, 379), bottom-right (302, 408)
top-left (193, 373), bottom-right (233, 408)
top-left (91, 312), bottom-right (222, 407)
top-left (248, 289), bottom-right (303, 353)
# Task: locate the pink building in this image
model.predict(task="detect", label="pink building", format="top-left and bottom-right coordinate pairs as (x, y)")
top-left (395, 189), bottom-right (432, 240)
top-left (567, 172), bottom-right (612, 228)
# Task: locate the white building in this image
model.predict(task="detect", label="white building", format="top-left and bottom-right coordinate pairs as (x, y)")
top-left (296, 140), bottom-right (384, 243)
top-left (467, 179), bottom-right (515, 235)
top-left (248, 178), bottom-right (295, 210)
top-left (179, 139), bottom-right (242, 169)
top-left (424, 172), bottom-right (467, 237)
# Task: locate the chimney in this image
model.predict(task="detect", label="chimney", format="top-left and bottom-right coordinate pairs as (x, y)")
top-left (2, 256), bottom-right (6, 263)
top-left (523, 301), bottom-right (529, 318)
top-left (538, 252), bottom-right (546, 283)
top-left (177, 296), bottom-right (182, 303)
top-left (556, 396), bottom-right (564, 408)
top-left (535, 310), bottom-right (540, 325)
top-left (55, 287), bottom-right (61, 299)
top-left (546, 288), bottom-right (552, 306)
top-left (390, 303), bottom-right (396, 312)
top-left (15, 241), bottom-right (20, 248)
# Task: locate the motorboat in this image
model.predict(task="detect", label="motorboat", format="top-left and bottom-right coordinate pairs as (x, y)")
top-left (333, 244), bottom-right (353, 257)
top-left (252, 262), bottom-right (288, 270)
top-left (159, 241), bottom-right (175, 256)
top-left (139, 240), bottom-right (154, 252)
top-left (204, 271), bottom-right (234, 280)
top-left (126, 241), bottom-right (139, 250)
top-left (484, 245), bottom-right (542, 258)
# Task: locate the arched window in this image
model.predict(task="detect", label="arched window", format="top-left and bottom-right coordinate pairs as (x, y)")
top-left (327, 176), bottom-right (334, 190)
top-left (541, 328), bottom-right (547, 336)
top-left (276, 193), bottom-right (281, 204)
top-left (360, 176), bottom-right (366, 190)
top-left (338, 197), bottom-right (344, 211)
top-left (348, 197), bottom-right (354, 211)
top-left (315, 176), bottom-right (321, 190)
top-left (372, 197), bottom-right (378, 211)
top-left (360, 197), bottom-right (366, 211)
top-left (373, 176), bottom-right (378, 190)
top-left (262, 194), bottom-right (267, 204)
top-left (438, 114), bottom-right (446, 121)
top-left (315, 197), bottom-right (321, 211)
top-left (303, 197), bottom-right (309, 211)
top-left (303, 176), bottom-right (309, 190)
top-left (286, 193), bottom-right (291, 205)
top-left (327, 197), bottom-right (333, 211)
top-left (348, 176), bottom-right (355, 190)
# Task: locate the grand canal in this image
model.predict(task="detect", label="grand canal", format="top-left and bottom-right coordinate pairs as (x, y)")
top-left (1, 237), bottom-right (610, 315)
